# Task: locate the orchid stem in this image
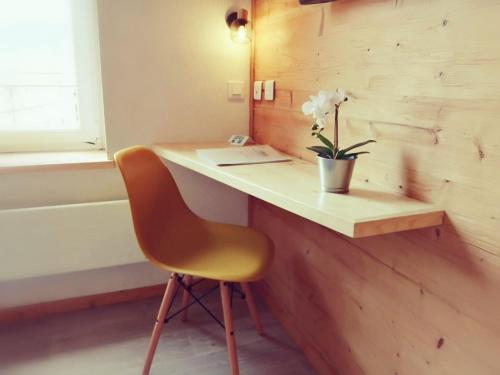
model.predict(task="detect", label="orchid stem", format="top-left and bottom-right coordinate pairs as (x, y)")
top-left (333, 105), bottom-right (339, 159)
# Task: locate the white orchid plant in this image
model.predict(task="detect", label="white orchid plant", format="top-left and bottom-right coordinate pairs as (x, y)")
top-left (302, 89), bottom-right (375, 160)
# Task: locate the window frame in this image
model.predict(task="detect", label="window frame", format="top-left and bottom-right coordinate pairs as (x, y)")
top-left (0, 0), bottom-right (106, 153)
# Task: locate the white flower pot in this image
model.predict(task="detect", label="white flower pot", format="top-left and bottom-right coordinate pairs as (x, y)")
top-left (317, 156), bottom-right (356, 193)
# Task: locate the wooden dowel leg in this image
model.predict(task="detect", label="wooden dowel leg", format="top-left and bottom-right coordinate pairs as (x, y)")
top-left (220, 281), bottom-right (240, 375)
top-left (181, 275), bottom-right (193, 321)
top-left (143, 273), bottom-right (178, 375)
top-left (241, 282), bottom-right (264, 335)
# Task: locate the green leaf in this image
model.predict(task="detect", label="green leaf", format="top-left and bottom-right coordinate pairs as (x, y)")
top-left (337, 140), bottom-right (376, 159)
top-left (316, 133), bottom-right (335, 151)
top-left (339, 140), bottom-right (376, 154)
top-left (307, 146), bottom-right (334, 158)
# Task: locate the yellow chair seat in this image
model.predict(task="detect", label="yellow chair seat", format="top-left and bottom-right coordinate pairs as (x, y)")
top-left (147, 220), bottom-right (273, 282)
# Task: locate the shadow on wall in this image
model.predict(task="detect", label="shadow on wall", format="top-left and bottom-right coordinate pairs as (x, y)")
top-left (252, 198), bottom-right (488, 375)
top-left (397, 150), bottom-right (484, 278)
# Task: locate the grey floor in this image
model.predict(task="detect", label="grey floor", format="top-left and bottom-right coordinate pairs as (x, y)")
top-left (0, 287), bottom-right (316, 375)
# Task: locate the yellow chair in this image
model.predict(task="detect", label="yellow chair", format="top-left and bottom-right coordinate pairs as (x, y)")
top-left (114, 146), bottom-right (274, 375)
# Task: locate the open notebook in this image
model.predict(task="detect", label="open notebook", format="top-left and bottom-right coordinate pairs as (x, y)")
top-left (196, 145), bottom-right (290, 166)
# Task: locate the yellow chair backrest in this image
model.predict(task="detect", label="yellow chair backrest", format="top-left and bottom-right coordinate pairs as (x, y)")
top-left (114, 146), bottom-right (199, 266)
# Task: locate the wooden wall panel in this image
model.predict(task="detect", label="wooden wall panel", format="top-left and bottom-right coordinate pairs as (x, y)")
top-left (251, 0), bottom-right (500, 374)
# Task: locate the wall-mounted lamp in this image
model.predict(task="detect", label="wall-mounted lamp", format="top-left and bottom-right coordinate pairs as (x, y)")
top-left (225, 8), bottom-right (251, 44)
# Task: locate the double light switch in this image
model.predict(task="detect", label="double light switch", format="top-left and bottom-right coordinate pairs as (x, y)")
top-left (254, 80), bottom-right (275, 101)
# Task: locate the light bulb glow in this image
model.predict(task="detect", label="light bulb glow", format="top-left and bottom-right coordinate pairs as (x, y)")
top-left (231, 24), bottom-right (250, 43)
top-left (237, 25), bottom-right (246, 39)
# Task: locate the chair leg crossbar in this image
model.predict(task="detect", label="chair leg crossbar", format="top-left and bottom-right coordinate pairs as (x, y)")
top-left (164, 275), bottom-right (246, 330)
top-left (143, 274), bottom-right (263, 375)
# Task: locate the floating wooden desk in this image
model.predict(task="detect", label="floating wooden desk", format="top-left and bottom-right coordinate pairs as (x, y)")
top-left (153, 143), bottom-right (444, 238)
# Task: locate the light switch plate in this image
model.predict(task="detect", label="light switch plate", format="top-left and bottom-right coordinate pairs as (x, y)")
top-left (264, 80), bottom-right (275, 101)
top-left (253, 81), bottom-right (263, 100)
top-left (227, 81), bottom-right (244, 100)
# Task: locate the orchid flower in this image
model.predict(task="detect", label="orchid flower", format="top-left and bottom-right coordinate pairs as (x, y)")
top-left (302, 89), bottom-right (348, 122)
top-left (302, 90), bottom-right (333, 121)
top-left (333, 88), bottom-right (348, 105)
top-left (302, 88), bottom-right (375, 160)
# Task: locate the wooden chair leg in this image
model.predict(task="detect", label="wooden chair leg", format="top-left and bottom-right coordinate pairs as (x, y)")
top-left (181, 275), bottom-right (193, 321)
top-left (220, 281), bottom-right (240, 375)
top-left (143, 273), bottom-right (178, 375)
top-left (240, 282), bottom-right (264, 335)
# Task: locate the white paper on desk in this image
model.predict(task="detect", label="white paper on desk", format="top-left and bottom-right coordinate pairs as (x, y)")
top-left (196, 145), bottom-right (290, 166)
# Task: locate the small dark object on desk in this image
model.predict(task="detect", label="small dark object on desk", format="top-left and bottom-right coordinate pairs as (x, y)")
top-left (299, 0), bottom-right (336, 4)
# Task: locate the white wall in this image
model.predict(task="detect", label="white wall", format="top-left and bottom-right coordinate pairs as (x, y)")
top-left (99, 0), bottom-right (251, 152)
top-left (0, 0), bottom-right (251, 307)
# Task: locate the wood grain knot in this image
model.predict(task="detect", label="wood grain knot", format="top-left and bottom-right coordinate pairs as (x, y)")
top-left (437, 337), bottom-right (445, 349)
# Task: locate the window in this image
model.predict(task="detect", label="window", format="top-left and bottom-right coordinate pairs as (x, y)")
top-left (0, 0), bottom-right (105, 152)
